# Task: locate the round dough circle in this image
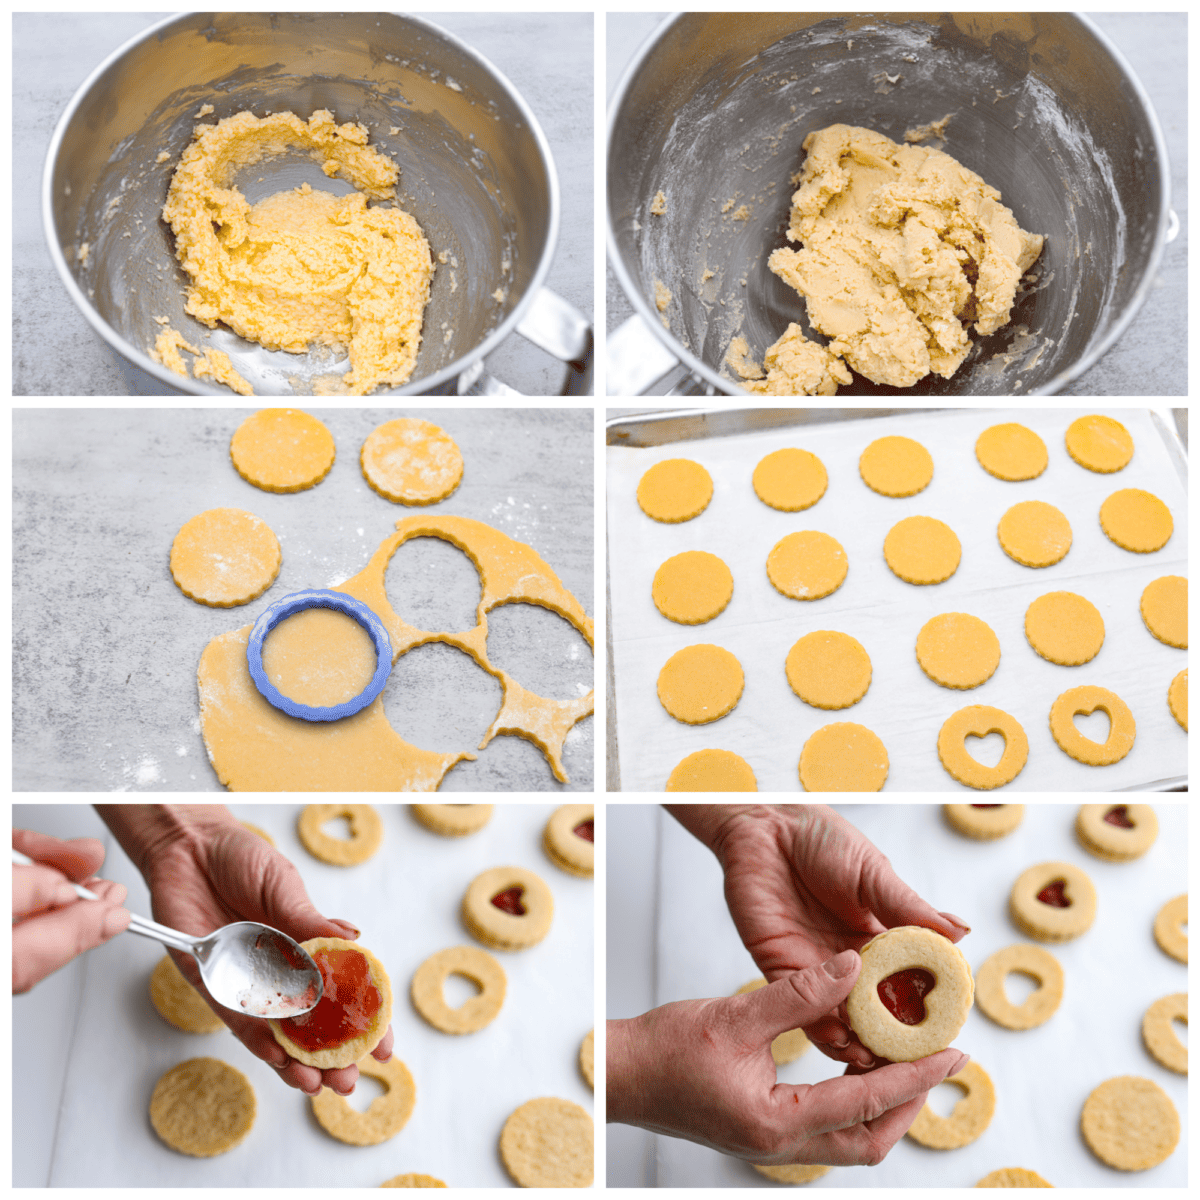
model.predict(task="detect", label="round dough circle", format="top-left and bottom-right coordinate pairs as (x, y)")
top-left (149, 1057), bottom-right (255, 1157)
top-left (997, 500), bottom-right (1072, 568)
top-left (1153, 894), bottom-right (1187, 963)
top-left (411, 804), bottom-right (493, 837)
top-left (943, 804), bottom-right (1024, 840)
top-left (1075, 804), bottom-right (1158, 861)
top-left (845, 926), bottom-right (974, 1061)
top-left (938, 706), bottom-right (1028, 790)
top-left (230, 408), bottom-right (336, 492)
top-left (312, 1054), bottom-right (416, 1146)
top-left (150, 954), bottom-right (225, 1034)
top-left (1080, 1076), bottom-right (1179, 1171)
top-left (785, 630), bottom-right (872, 709)
top-left (652, 551), bottom-right (734, 624)
top-left (298, 804), bottom-right (384, 865)
top-left (381, 1175), bottom-right (447, 1188)
top-left (754, 1164), bottom-right (831, 1184)
top-left (753, 447), bottom-right (828, 510)
top-left (735, 978), bottom-right (811, 1065)
top-left (917, 613), bottom-right (1001, 689)
top-left (657, 644), bottom-right (744, 724)
top-left (766, 530), bottom-right (848, 600)
top-left (883, 516), bottom-right (961, 585)
top-left (1065, 414), bottom-right (1134, 473)
top-left (580, 1028), bottom-right (594, 1088)
top-left (240, 821), bottom-right (275, 846)
top-left (975, 1167), bottom-right (1053, 1187)
top-left (1142, 994), bottom-right (1187, 1075)
top-left (1049, 686), bottom-right (1136, 766)
top-left (170, 508), bottom-right (281, 607)
top-left (499, 1097), bottom-right (594, 1188)
top-left (975, 423), bottom-right (1048, 481)
top-left (462, 866), bottom-right (554, 950)
top-left (860, 435), bottom-right (934, 497)
top-left (1024, 592), bottom-right (1105, 665)
top-left (1140, 576), bottom-right (1187, 647)
top-left (1009, 861), bottom-right (1096, 942)
top-left (974, 943), bottom-right (1064, 1029)
top-left (1100, 488), bottom-right (1173, 553)
top-left (1168, 669), bottom-right (1187, 731)
top-left (907, 1060), bottom-right (995, 1149)
top-left (799, 722), bottom-right (888, 792)
top-left (637, 458), bottom-right (713, 523)
top-left (360, 418), bottom-right (463, 505)
top-left (543, 804), bottom-right (594, 877)
top-left (665, 749), bottom-right (757, 791)
top-left (411, 945), bottom-right (506, 1034)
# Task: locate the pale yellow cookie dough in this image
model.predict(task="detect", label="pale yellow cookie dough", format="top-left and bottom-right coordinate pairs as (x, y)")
top-left (1141, 994), bottom-right (1186, 1075)
top-left (1009, 861), bottom-right (1096, 942)
top-left (1168, 669), bottom-right (1187, 731)
top-left (754, 1164), bottom-right (831, 1184)
top-left (916, 613), bottom-right (1000, 689)
top-left (1100, 489), bottom-right (1173, 553)
top-left (361, 418), bottom-right (463, 505)
top-left (944, 804), bottom-right (1024, 840)
top-left (883, 516), bottom-right (961, 584)
top-left (149, 1057), bottom-right (255, 1157)
top-left (411, 804), bottom-right (493, 836)
top-left (411, 945), bottom-right (506, 1034)
top-left (997, 500), bottom-right (1071, 568)
top-left (665, 748), bottom-right (757, 791)
top-left (657, 644), bottom-right (744, 724)
top-left (230, 409), bottom-right (335, 492)
top-left (1075, 804), bottom-right (1157, 862)
top-left (752, 447), bottom-right (828, 511)
top-left (1024, 592), bottom-right (1105, 665)
top-left (150, 954), bottom-right (225, 1034)
top-left (580, 1029), bottom-right (594, 1088)
top-left (799, 722), bottom-right (888, 791)
top-left (262, 608), bottom-right (377, 707)
top-left (860, 436), bottom-right (933, 497)
top-left (1154, 895), bottom-right (1187, 963)
top-left (170, 508), bottom-right (281, 607)
top-left (938, 706), bottom-right (1028, 790)
top-left (1080, 1076), bottom-right (1179, 1171)
top-left (975, 423), bottom-right (1048, 481)
top-left (312, 1054), bottom-right (416, 1146)
top-left (637, 458), bottom-right (713, 523)
top-left (381, 1175), bottom-right (447, 1188)
top-left (975, 1167), bottom-right (1053, 1187)
top-left (499, 1097), bottom-right (594, 1188)
top-left (462, 866), bottom-right (554, 951)
top-left (1065, 415), bottom-right (1133, 473)
top-left (907, 1060), bottom-right (995, 1149)
top-left (785, 630), bottom-right (871, 710)
top-left (767, 530), bottom-right (848, 600)
top-left (652, 551), bottom-right (734, 624)
top-left (974, 943), bottom-right (1063, 1030)
top-left (543, 804), bottom-right (594, 877)
top-left (1049, 685), bottom-right (1135, 766)
top-left (298, 804), bottom-right (383, 865)
top-left (1140, 576), bottom-right (1187, 648)
top-left (735, 978), bottom-right (811, 1065)
top-left (741, 324), bottom-right (853, 395)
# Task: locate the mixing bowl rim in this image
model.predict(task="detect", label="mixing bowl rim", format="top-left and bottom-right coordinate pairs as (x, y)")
top-left (42, 10), bottom-right (562, 397)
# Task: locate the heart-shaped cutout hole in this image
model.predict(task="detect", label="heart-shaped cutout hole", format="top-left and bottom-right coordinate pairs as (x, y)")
top-left (574, 820), bottom-right (594, 843)
top-left (491, 887), bottom-right (526, 916)
top-left (1037, 879), bottom-right (1071, 908)
top-left (344, 1071), bottom-right (385, 1113)
top-left (878, 968), bottom-right (935, 1025)
top-left (1172, 1017), bottom-right (1188, 1048)
top-left (321, 816), bottom-right (353, 842)
top-left (443, 971), bottom-right (483, 1010)
top-left (1073, 708), bottom-right (1111, 744)
top-left (1103, 805), bottom-right (1134, 828)
top-left (1002, 969), bottom-right (1040, 1007)
top-left (964, 731), bottom-right (1006, 768)
top-left (927, 1078), bottom-right (967, 1118)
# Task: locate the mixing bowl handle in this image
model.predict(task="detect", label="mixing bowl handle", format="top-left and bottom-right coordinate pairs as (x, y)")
top-left (606, 314), bottom-right (689, 396)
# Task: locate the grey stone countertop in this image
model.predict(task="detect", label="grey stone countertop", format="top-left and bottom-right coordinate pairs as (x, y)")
top-left (15, 12), bottom-right (593, 397)
top-left (13, 408), bottom-right (594, 791)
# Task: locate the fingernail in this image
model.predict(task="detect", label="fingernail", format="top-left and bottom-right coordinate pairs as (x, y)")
top-left (823, 950), bottom-right (858, 979)
top-left (102, 907), bottom-right (130, 938)
top-left (55, 883), bottom-right (78, 906)
top-left (333, 920), bottom-right (361, 939)
top-left (941, 912), bottom-right (971, 933)
top-left (953, 1051), bottom-right (970, 1074)
top-left (829, 1034), bottom-right (850, 1049)
top-left (336, 1086), bottom-right (355, 1097)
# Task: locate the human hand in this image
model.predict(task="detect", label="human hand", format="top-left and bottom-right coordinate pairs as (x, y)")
top-left (12, 829), bottom-right (132, 993)
top-left (608, 949), bottom-right (968, 1166)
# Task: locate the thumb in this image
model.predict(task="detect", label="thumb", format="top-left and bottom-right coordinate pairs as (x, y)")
top-left (740, 951), bottom-right (862, 1044)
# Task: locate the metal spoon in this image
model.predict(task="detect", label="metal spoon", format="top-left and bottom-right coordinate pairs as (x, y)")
top-left (13, 849), bottom-right (324, 1018)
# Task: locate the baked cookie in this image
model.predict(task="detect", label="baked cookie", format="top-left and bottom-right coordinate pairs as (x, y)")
top-left (1153, 895), bottom-right (1187, 963)
top-left (230, 408), bottom-right (336, 493)
top-left (652, 551), bottom-right (734, 624)
top-left (1075, 804), bottom-right (1158, 861)
top-left (360, 417), bottom-right (463, 505)
top-left (916, 613), bottom-right (1000, 690)
top-left (239, 821), bottom-right (275, 846)
top-left (1140, 576), bottom-right (1187, 648)
top-left (150, 954), bottom-right (225, 1034)
top-left (799, 723), bottom-right (888, 792)
top-left (170, 508), bottom-right (281, 607)
top-left (1142, 994), bottom-right (1186, 1075)
top-left (1080, 1076), bottom-right (1179, 1170)
top-left (846, 926), bottom-right (973, 1062)
top-left (975, 423), bottom-right (1048, 481)
top-left (1009, 862), bottom-right (1096, 942)
top-left (149, 1057), bottom-right (255, 1157)
top-left (544, 804), bottom-right (594, 877)
top-left (411, 945), bottom-right (506, 1034)
top-left (766, 530), bottom-right (848, 600)
top-left (1049, 686), bottom-right (1135, 766)
top-left (463, 866), bottom-right (554, 950)
top-left (944, 805), bottom-right (1025, 840)
top-left (937, 707), bottom-right (1028, 790)
top-left (298, 804), bottom-right (384, 865)
top-left (657, 644), bottom-right (744, 724)
top-left (312, 1054), bottom-right (416, 1146)
top-left (580, 1028), bottom-right (594, 1088)
top-left (785, 630), bottom-right (872, 710)
top-left (637, 458), bottom-right (713, 523)
top-left (975, 1167), bottom-right (1053, 1187)
top-left (974, 943), bottom-right (1063, 1029)
top-left (907, 1060), bottom-right (995, 1149)
top-left (411, 805), bottom-right (493, 837)
top-left (499, 1097), bottom-right (594, 1188)
top-left (735, 978), bottom-right (811, 1065)
top-left (1168, 670), bottom-right (1187, 730)
top-left (997, 500), bottom-right (1071, 568)
top-left (883, 516), bottom-right (961, 585)
top-left (665, 749), bottom-right (757, 791)
top-left (1024, 591), bottom-right (1104, 665)
top-left (753, 447), bottom-right (828, 511)
top-left (1065, 414), bottom-right (1133, 473)
top-left (1099, 488), bottom-right (1173, 553)
top-left (381, 1175), bottom-right (447, 1187)
top-left (859, 435), bottom-right (933, 497)
top-left (753, 1164), bottom-right (831, 1184)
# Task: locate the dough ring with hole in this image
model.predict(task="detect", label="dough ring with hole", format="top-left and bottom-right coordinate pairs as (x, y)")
top-left (975, 1167), bottom-right (1053, 1187)
top-left (754, 1164), bottom-right (831, 1184)
top-left (785, 630), bottom-right (871, 709)
top-left (975, 422), bottom-right (1047, 481)
top-left (298, 804), bottom-right (383, 864)
top-left (1065, 414), bottom-right (1133, 473)
top-left (666, 749), bottom-right (757, 791)
top-left (170, 508), bottom-right (281, 607)
top-left (997, 501), bottom-right (1072, 568)
top-left (230, 408), bottom-right (336, 493)
top-left (197, 516), bottom-right (594, 789)
top-left (1049, 686), bottom-right (1135, 766)
top-left (943, 805), bottom-right (1024, 840)
top-left (1100, 489), bottom-right (1173, 553)
top-left (1140, 576), bottom-right (1187, 648)
top-left (360, 418), bottom-right (463, 505)
top-left (846, 926), bottom-right (973, 1061)
top-left (1169, 670), bottom-right (1187, 730)
top-left (1024, 591), bottom-right (1105, 665)
top-left (938, 707), bottom-right (1028, 790)
top-left (637, 458), bottom-right (713, 523)
top-left (753, 447), bottom-right (828, 511)
top-left (974, 943), bottom-right (1064, 1029)
top-left (735, 979), bottom-right (811, 1065)
top-left (1075, 804), bottom-right (1158, 861)
top-left (411, 804), bottom-right (493, 836)
top-left (462, 866), bottom-right (554, 950)
top-left (1153, 895), bottom-right (1187, 963)
top-left (411, 945), bottom-right (506, 1033)
top-left (312, 1054), bottom-right (416, 1146)
top-left (381, 1174), bottom-right (447, 1187)
top-left (543, 804), bottom-right (594, 877)
top-left (657, 644), bottom-right (744, 724)
top-left (883, 516), bottom-right (961, 585)
top-left (149, 1056), bottom-right (255, 1157)
top-left (1080, 1076), bottom-right (1179, 1171)
top-left (907, 1060), bottom-right (995, 1149)
top-left (917, 613), bottom-right (1000, 689)
top-left (1142, 994), bottom-right (1187, 1075)
top-left (499, 1097), bottom-right (594, 1188)
top-left (652, 551), bottom-right (734, 624)
top-left (1009, 862), bottom-right (1096, 942)
top-left (766, 531), bottom-right (847, 600)
top-left (799, 722), bottom-right (888, 792)
top-left (150, 954), bottom-right (226, 1034)
top-left (859, 435), bottom-right (933, 497)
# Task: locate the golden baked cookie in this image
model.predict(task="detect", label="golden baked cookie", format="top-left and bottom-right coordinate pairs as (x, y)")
top-left (657, 644), bottom-right (744, 724)
top-left (1065, 414), bottom-right (1133, 473)
top-left (230, 408), bottom-right (335, 493)
top-left (150, 954), bottom-right (225, 1034)
top-left (735, 979), bottom-right (811, 1065)
top-left (499, 1097), bottom-right (594, 1188)
top-left (997, 500), bottom-right (1072, 568)
top-left (974, 943), bottom-right (1063, 1030)
top-left (1075, 804), bottom-right (1158, 861)
top-left (411, 805), bottom-right (493, 837)
top-left (1024, 592), bottom-right (1104, 665)
top-left (1049, 686), bottom-right (1135, 766)
top-left (411, 945), bottom-right (506, 1034)
top-left (907, 1060), bottom-right (995, 1149)
top-left (665, 749), bottom-right (757, 791)
top-left (298, 803), bottom-right (384, 865)
top-left (360, 418), bottom-right (463, 505)
top-left (859, 435), bottom-right (933, 497)
top-left (580, 1028), bottom-right (594, 1088)
top-left (1168, 670), bottom-right (1187, 730)
top-left (944, 805), bottom-right (1024, 840)
top-left (846, 926), bottom-right (973, 1062)
top-left (1140, 576), bottom-right (1187, 648)
top-left (754, 1164), bottom-right (831, 1184)
top-left (975, 422), bottom-right (1048, 481)
top-left (312, 1054), bottom-right (416, 1146)
top-left (239, 820), bottom-right (275, 846)
top-left (1080, 1076), bottom-right (1179, 1170)
top-left (753, 447), bottom-right (829, 511)
top-left (1153, 895), bottom-right (1187, 964)
top-left (1142, 994), bottom-right (1186, 1075)
top-left (637, 458), bottom-right (713, 523)
top-left (170, 508), bottom-right (281, 607)
top-left (462, 866), bottom-right (554, 951)
top-left (883, 516), bottom-right (961, 585)
top-left (799, 722), bottom-right (888, 792)
top-left (975, 1167), bottom-right (1053, 1187)
top-left (1009, 862), bottom-right (1096, 942)
top-left (785, 630), bottom-right (872, 710)
top-left (766, 531), bottom-right (848, 600)
top-left (543, 804), bottom-right (594, 877)
top-left (652, 551), bottom-right (734, 624)
top-left (149, 1057), bottom-right (255, 1157)
top-left (917, 613), bottom-right (1000, 689)
top-left (938, 706), bottom-right (1028, 790)
top-left (381, 1175), bottom-right (447, 1187)
top-left (1099, 488), bottom-right (1173, 553)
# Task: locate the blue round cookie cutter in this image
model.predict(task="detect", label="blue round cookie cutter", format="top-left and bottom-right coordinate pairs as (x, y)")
top-left (246, 589), bottom-right (392, 722)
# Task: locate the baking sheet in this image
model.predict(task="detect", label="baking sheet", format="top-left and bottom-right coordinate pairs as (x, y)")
top-left (639, 803), bottom-right (1188, 1187)
top-left (607, 408), bottom-right (1188, 791)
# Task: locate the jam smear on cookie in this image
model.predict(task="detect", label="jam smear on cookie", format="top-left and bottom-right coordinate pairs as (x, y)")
top-left (877, 968), bottom-right (936, 1025)
top-left (1103, 805), bottom-right (1135, 828)
top-left (1036, 879), bottom-right (1071, 907)
top-left (491, 887), bottom-right (527, 915)
top-left (278, 947), bottom-right (381, 1051)
top-left (573, 820), bottom-right (594, 843)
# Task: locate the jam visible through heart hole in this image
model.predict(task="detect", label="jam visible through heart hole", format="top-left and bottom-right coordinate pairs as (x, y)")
top-left (971, 804), bottom-right (1002, 809)
top-left (877, 968), bottom-right (936, 1025)
top-left (1103, 805), bottom-right (1135, 828)
top-left (491, 887), bottom-right (526, 916)
top-left (1036, 879), bottom-right (1071, 908)
top-left (573, 820), bottom-right (594, 843)
top-left (277, 948), bottom-right (381, 1051)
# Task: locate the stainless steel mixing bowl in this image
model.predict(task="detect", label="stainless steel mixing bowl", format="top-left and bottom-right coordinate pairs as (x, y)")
top-left (44, 12), bottom-right (591, 395)
top-left (607, 13), bottom-right (1171, 396)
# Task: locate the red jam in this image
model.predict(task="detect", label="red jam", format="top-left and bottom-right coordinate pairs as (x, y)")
top-left (491, 887), bottom-right (526, 915)
top-left (1036, 879), bottom-right (1071, 908)
top-left (877, 968), bottom-right (936, 1025)
top-left (1103, 805), bottom-right (1135, 828)
top-left (573, 820), bottom-right (594, 843)
top-left (277, 948), bottom-right (380, 1051)
top-left (971, 804), bottom-right (1002, 809)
